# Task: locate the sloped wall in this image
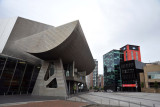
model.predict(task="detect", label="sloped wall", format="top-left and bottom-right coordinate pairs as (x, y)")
top-left (32, 59), bottom-right (68, 97)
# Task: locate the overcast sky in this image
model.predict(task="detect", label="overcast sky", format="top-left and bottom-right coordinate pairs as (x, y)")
top-left (0, 0), bottom-right (160, 74)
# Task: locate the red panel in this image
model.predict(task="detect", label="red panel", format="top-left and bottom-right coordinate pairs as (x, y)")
top-left (123, 50), bottom-right (126, 61)
top-left (138, 47), bottom-right (141, 61)
top-left (121, 45), bottom-right (141, 62)
top-left (122, 84), bottom-right (136, 87)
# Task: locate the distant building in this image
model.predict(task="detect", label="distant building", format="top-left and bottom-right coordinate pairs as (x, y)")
top-left (86, 59), bottom-right (98, 88)
top-left (103, 50), bottom-right (122, 91)
top-left (120, 45), bottom-right (141, 62)
top-left (93, 60), bottom-right (98, 87)
top-left (120, 60), bottom-right (145, 92)
top-left (140, 62), bottom-right (160, 93)
top-left (98, 74), bottom-right (104, 88)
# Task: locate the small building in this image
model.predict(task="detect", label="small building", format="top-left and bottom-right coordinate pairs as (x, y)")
top-left (98, 74), bottom-right (104, 89)
top-left (120, 60), bottom-right (145, 92)
top-left (140, 62), bottom-right (160, 93)
top-left (86, 59), bottom-right (98, 89)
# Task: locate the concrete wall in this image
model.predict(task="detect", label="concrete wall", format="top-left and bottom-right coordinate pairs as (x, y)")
top-left (32, 59), bottom-right (68, 97)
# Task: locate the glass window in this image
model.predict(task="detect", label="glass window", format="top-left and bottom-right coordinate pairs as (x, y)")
top-left (49, 62), bottom-right (54, 77)
top-left (0, 56), bottom-right (7, 77)
top-left (8, 60), bottom-right (27, 94)
top-left (0, 58), bottom-right (17, 95)
top-left (44, 62), bottom-right (54, 81)
top-left (148, 71), bottom-right (160, 79)
top-left (136, 52), bottom-right (138, 60)
top-left (28, 66), bottom-right (41, 93)
top-left (46, 78), bottom-right (57, 88)
top-left (19, 64), bottom-right (34, 94)
top-left (0, 55), bottom-right (41, 95)
top-left (131, 51), bottom-right (134, 60)
top-left (66, 71), bottom-right (69, 77)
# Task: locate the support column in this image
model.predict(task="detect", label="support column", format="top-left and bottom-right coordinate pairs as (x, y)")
top-left (32, 59), bottom-right (68, 97)
top-left (72, 61), bottom-right (75, 77)
top-left (76, 82), bottom-right (78, 93)
top-left (69, 81), bottom-right (70, 94)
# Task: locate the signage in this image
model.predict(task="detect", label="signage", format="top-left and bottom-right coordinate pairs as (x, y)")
top-left (122, 84), bottom-right (136, 87)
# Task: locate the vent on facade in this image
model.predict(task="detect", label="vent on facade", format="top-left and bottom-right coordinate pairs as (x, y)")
top-left (46, 78), bottom-right (57, 88)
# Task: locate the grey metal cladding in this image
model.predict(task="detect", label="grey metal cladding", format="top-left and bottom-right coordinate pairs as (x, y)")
top-left (15, 20), bottom-right (95, 75)
top-left (2, 17), bottom-right (54, 65)
top-left (0, 17), bottom-right (17, 53)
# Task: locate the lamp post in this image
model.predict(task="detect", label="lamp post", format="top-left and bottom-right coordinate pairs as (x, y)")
top-left (135, 80), bottom-right (138, 92)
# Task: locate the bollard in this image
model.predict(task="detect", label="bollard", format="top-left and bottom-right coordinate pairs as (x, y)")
top-left (128, 101), bottom-right (130, 107)
top-left (4, 93), bottom-right (5, 96)
top-left (140, 102), bottom-right (141, 107)
top-left (153, 104), bottom-right (155, 107)
top-left (109, 99), bottom-right (110, 106)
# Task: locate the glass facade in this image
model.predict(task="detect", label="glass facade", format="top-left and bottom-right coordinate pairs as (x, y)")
top-left (64, 63), bottom-right (73, 77)
top-left (44, 62), bottom-right (55, 81)
top-left (0, 54), bottom-right (41, 95)
top-left (103, 50), bottom-right (122, 91)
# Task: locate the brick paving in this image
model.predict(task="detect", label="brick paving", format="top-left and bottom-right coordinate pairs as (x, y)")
top-left (3, 100), bottom-right (88, 107)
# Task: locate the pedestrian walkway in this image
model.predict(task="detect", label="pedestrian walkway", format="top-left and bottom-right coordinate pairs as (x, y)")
top-left (1, 100), bottom-right (88, 107)
top-left (0, 95), bottom-right (64, 105)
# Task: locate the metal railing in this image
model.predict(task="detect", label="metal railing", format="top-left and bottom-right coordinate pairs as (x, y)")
top-left (66, 93), bottom-right (157, 107)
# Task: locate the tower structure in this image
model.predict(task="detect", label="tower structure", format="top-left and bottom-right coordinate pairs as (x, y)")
top-left (120, 45), bottom-right (141, 62)
top-left (103, 50), bottom-right (122, 91)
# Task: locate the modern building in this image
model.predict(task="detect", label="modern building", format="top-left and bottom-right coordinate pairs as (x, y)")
top-left (0, 17), bottom-right (95, 97)
top-left (120, 60), bottom-right (145, 92)
top-left (120, 45), bottom-right (141, 62)
top-left (103, 50), bottom-right (122, 91)
top-left (140, 62), bottom-right (160, 93)
top-left (98, 74), bottom-right (104, 88)
top-left (93, 60), bottom-right (98, 87)
top-left (86, 59), bottom-right (98, 88)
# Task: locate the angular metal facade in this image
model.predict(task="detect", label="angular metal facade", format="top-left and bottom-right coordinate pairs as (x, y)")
top-left (0, 17), bottom-right (94, 96)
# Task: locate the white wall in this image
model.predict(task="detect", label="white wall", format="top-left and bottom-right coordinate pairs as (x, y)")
top-left (0, 17), bottom-right (17, 53)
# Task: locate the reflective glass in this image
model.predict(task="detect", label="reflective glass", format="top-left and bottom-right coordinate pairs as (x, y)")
top-left (8, 60), bottom-right (27, 94)
top-left (0, 56), bottom-right (6, 77)
top-left (28, 66), bottom-right (40, 93)
top-left (19, 64), bottom-right (34, 94)
top-left (0, 58), bottom-right (17, 94)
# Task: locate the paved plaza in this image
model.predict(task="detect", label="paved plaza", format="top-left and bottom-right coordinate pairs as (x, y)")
top-left (0, 92), bottom-right (160, 107)
top-left (68, 92), bottom-right (160, 107)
